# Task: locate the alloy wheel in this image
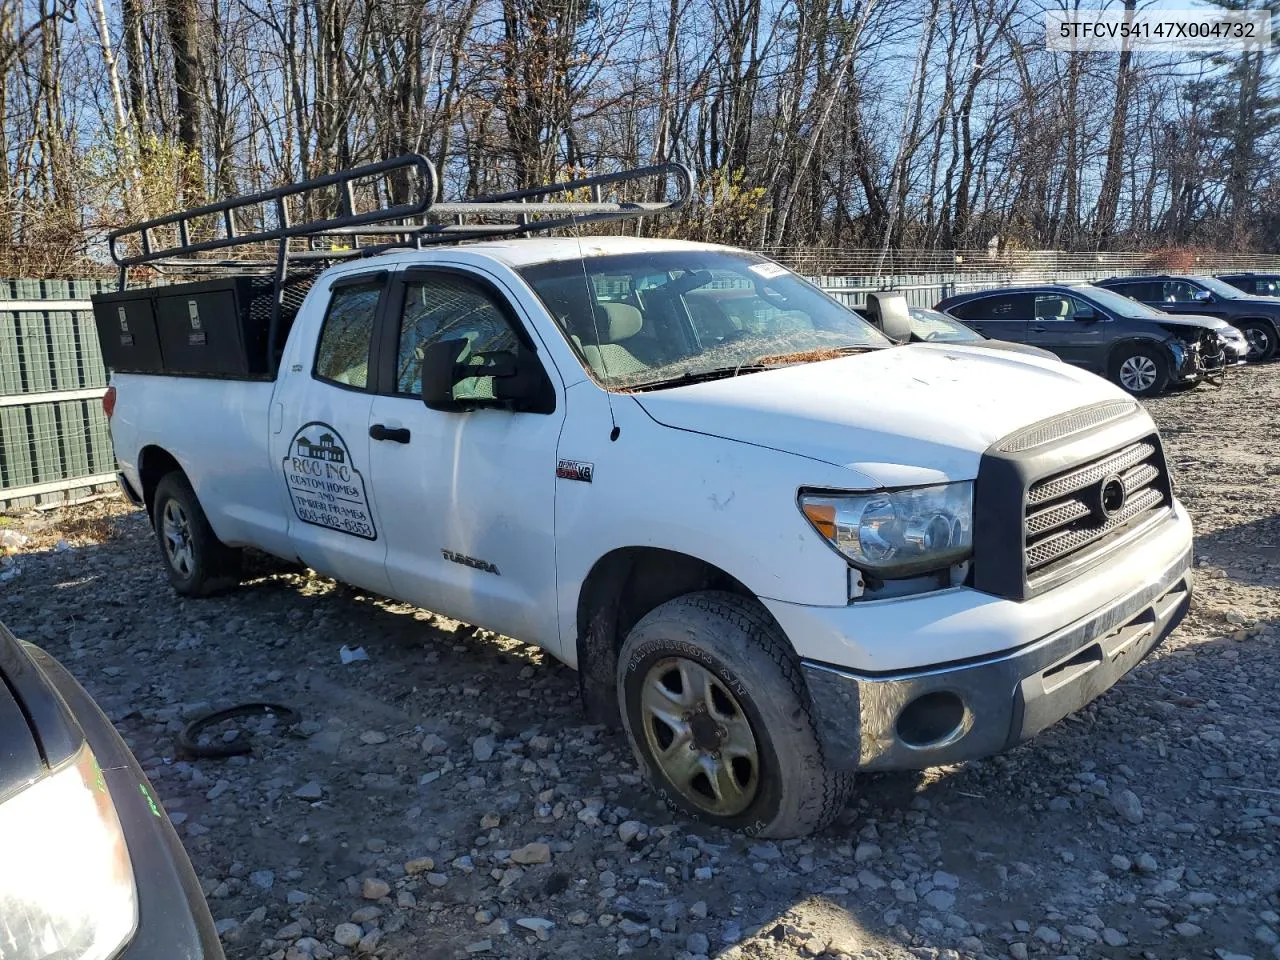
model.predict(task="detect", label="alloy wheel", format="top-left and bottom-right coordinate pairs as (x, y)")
top-left (639, 656), bottom-right (760, 816)
top-left (1119, 355), bottom-right (1158, 392)
top-left (1245, 327), bottom-right (1272, 361)
top-left (162, 500), bottom-right (195, 578)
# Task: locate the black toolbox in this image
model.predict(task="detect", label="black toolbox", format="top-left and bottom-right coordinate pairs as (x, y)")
top-left (91, 274), bottom-right (316, 378)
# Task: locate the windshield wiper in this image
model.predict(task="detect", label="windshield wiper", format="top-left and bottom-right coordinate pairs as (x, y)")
top-left (623, 345), bottom-right (878, 392)
top-left (624, 364), bottom-right (773, 392)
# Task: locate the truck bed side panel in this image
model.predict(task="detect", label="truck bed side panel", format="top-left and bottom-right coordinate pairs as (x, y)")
top-left (112, 373), bottom-right (295, 560)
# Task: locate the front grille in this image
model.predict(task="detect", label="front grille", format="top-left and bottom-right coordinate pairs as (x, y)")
top-left (1023, 436), bottom-right (1170, 585)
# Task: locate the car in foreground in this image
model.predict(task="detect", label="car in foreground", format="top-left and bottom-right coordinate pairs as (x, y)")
top-left (1095, 274), bottom-right (1278, 362)
top-left (856, 292), bottom-right (1060, 360)
top-left (0, 619), bottom-right (223, 959)
top-left (936, 283), bottom-right (1235, 396)
top-left (95, 158), bottom-right (1193, 837)
top-left (1215, 272), bottom-right (1280, 298)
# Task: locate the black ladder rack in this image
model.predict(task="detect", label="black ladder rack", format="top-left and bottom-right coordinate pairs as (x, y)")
top-left (105, 155), bottom-right (693, 375)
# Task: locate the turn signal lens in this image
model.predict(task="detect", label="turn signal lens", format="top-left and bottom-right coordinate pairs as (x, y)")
top-left (801, 502), bottom-right (836, 540)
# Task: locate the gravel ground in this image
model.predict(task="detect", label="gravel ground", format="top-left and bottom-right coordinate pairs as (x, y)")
top-left (2, 365), bottom-right (1278, 960)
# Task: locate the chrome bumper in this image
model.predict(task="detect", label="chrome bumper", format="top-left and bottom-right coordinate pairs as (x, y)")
top-left (802, 544), bottom-right (1192, 771)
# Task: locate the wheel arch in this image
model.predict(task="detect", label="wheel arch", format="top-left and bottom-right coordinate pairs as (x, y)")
top-left (574, 546), bottom-right (780, 727)
top-left (1232, 315), bottom-right (1280, 339)
top-left (137, 445), bottom-right (186, 514)
top-left (1105, 335), bottom-right (1178, 374)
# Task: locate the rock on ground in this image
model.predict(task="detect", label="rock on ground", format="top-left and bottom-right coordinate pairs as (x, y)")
top-left (3, 367), bottom-right (1279, 959)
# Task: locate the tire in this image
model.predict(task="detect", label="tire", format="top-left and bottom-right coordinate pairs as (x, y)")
top-left (1110, 345), bottom-right (1169, 397)
top-left (617, 591), bottom-right (852, 838)
top-left (152, 472), bottom-right (241, 596)
top-left (1238, 319), bottom-right (1278, 362)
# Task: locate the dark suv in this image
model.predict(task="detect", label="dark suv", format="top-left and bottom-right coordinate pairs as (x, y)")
top-left (1095, 274), bottom-right (1278, 362)
top-left (1215, 272), bottom-right (1280, 298)
top-left (935, 283), bottom-right (1233, 397)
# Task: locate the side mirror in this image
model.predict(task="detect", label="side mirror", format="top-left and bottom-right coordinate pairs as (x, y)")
top-left (420, 338), bottom-right (468, 410)
top-left (866, 292), bottom-right (912, 343)
top-left (1075, 308), bottom-right (1098, 323)
top-left (1192, 288), bottom-right (1213, 303)
top-left (421, 338), bottom-right (546, 413)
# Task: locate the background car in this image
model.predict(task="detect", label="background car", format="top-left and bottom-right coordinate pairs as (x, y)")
top-left (1214, 272), bottom-right (1280, 298)
top-left (856, 293), bottom-right (1059, 359)
top-left (0, 618), bottom-right (224, 960)
top-left (935, 283), bottom-right (1231, 397)
top-left (1095, 274), bottom-right (1278, 362)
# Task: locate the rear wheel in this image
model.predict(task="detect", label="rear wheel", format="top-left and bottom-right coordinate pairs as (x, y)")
top-left (1238, 319), bottom-right (1277, 362)
top-left (617, 591), bottom-right (851, 838)
top-left (1111, 345), bottom-right (1169, 397)
top-left (152, 472), bottom-right (241, 596)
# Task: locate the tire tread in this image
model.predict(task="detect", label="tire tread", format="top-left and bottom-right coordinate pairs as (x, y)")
top-left (619, 590), bottom-right (852, 837)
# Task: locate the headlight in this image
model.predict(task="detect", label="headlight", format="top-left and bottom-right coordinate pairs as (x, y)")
top-left (800, 482), bottom-right (973, 578)
top-left (0, 743), bottom-right (137, 959)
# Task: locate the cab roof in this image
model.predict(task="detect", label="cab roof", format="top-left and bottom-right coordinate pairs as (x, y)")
top-left (396, 235), bottom-right (750, 269)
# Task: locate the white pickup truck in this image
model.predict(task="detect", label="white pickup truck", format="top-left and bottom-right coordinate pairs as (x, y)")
top-left (100, 200), bottom-right (1193, 838)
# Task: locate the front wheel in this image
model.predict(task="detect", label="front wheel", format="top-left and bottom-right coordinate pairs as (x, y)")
top-left (617, 591), bottom-right (851, 838)
top-left (152, 472), bottom-right (241, 596)
top-left (1111, 345), bottom-right (1169, 397)
top-left (1238, 319), bottom-right (1277, 362)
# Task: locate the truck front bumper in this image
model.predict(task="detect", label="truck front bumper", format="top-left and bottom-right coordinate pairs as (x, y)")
top-left (782, 513), bottom-right (1193, 772)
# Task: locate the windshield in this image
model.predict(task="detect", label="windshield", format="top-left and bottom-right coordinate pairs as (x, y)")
top-left (1192, 275), bottom-right (1248, 299)
top-left (519, 251), bottom-right (889, 390)
top-left (908, 306), bottom-right (982, 342)
top-left (1075, 284), bottom-right (1170, 319)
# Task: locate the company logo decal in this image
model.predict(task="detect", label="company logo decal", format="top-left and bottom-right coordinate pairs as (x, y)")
top-left (282, 422), bottom-right (376, 540)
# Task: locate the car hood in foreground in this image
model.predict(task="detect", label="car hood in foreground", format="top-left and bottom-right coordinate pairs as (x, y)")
top-left (633, 343), bottom-right (1139, 487)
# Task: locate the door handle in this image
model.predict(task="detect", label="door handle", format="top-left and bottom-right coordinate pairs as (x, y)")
top-left (369, 423), bottom-right (411, 444)
top-left (1030, 325), bottom-right (1047, 333)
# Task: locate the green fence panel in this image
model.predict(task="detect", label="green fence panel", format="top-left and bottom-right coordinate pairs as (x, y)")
top-left (0, 408), bottom-right (33, 489)
top-left (58, 400), bottom-right (90, 480)
top-left (16, 314), bottom-right (52, 393)
top-left (0, 316), bottom-right (19, 394)
top-left (87, 403), bottom-right (114, 475)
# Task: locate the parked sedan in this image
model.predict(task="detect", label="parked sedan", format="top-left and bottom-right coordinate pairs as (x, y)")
top-left (906, 304), bottom-right (1061, 359)
top-left (1095, 274), bottom-right (1278, 362)
top-left (936, 283), bottom-right (1232, 397)
top-left (0, 619), bottom-right (224, 959)
top-left (857, 293), bottom-right (1060, 360)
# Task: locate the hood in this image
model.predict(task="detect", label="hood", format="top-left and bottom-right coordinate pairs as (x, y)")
top-left (1151, 312), bottom-right (1233, 332)
top-left (633, 344), bottom-right (1134, 487)
top-left (1226, 293), bottom-right (1280, 310)
top-left (969, 338), bottom-right (1061, 360)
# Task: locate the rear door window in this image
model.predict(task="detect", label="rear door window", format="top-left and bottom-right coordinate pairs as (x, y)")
top-left (948, 293), bottom-right (1033, 322)
top-left (313, 279), bottom-right (384, 389)
top-left (1105, 281), bottom-right (1154, 301)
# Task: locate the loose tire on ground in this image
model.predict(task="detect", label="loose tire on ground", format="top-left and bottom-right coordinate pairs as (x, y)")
top-left (1238, 319), bottom-right (1278, 362)
top-left (617, 590), bottom-right (852, 838)
top-left (1111, 344), bottom-right (1169, 397)
top-left (152, 472), bottom-right (241, 596)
